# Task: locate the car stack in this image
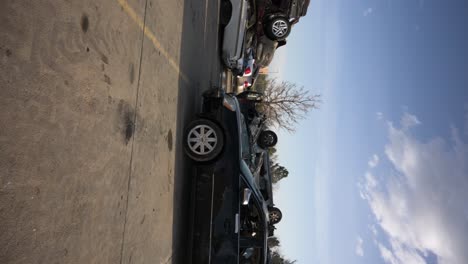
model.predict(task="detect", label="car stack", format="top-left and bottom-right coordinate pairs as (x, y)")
top-left (220, 0), bottom-right (310, 91)
top-left (184, 1), bottom-right (309, 262)
top-left (184, 88), bottom-right (282, 263)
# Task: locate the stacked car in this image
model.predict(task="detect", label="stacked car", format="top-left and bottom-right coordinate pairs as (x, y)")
top-left (221, 0), bottom-right (310, 90)
top-left (183, 1), bottom-right (309, 262)
top-left (184, 88), bottom-right (283, 263)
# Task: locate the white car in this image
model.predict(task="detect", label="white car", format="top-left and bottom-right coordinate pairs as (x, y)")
top-left (220, 0), bottom-right (250, 75)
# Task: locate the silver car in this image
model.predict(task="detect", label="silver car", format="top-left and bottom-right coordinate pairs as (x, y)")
top-left (221, 0), bottom-right (250, 74)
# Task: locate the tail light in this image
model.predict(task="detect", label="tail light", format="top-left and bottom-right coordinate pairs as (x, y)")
top-left (245, 67), bottom-right (251, 75)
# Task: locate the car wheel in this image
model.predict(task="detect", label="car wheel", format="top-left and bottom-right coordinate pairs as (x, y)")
top-left (184, 119), bottom-right (224, 162)
top-left (220, 0), bottom-right (232, 26)
top-left (265, 16), bottom-right (291, 41)
top-left (258, 130), bottom-right (278, 148)
top-left (269, 207), bottom-right (282, 224)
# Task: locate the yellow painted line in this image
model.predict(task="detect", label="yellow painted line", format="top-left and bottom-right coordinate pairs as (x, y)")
top-left (117, 0), bottom-right (189, 83)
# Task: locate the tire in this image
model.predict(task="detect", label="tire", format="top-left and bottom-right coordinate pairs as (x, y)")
top-left (184, 119), bottom-right (224, 162)
top-left (220, 0), bottom-right (232, 26)
top-left (265, 16), bottom-right (291, 41)
top-left (268, 207), bottom-right (282, 224)
top-left (258, 130), bottom-right (278, 148)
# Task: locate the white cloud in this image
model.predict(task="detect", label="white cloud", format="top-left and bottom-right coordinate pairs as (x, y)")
top-left (363, 7), bottom-right (374, 16)
top-left (400, 112), bottom-right (421, 130)
top-left (356, 236), bottom-right (364, 257)
top-left (361, 111), bottom-right (468, 264)
top-left (368, 154), bottom-right (380, 168)
top-left (377, 240), bottom-right (425, 264)
top-left (377, 112), bottom-right (384, 120)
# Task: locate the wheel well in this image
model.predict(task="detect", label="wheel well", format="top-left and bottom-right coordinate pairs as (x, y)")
top-left (265, 13), bottom-right (288, 23)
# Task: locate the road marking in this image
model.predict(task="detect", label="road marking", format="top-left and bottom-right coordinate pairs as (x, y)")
top-left (117, 0), bottom-right (189, 83)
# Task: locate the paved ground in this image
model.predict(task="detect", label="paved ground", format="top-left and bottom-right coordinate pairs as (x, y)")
top-left (0, 0), bottom-right (223, 263)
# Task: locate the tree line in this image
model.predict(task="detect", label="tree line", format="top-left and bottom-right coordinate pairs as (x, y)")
top-left (251, 75), bottom-right (320, 263)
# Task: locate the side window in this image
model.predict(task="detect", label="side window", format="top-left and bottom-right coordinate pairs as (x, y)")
top-left (240, 115), bottom-right (251, 159)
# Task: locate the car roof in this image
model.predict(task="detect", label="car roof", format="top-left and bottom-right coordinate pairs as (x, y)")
top-left (261, 151), bottom-right (274, 205)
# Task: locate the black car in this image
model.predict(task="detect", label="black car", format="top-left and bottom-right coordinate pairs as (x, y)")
top-left (184, 88), bottom-right (270, 263)
top-left (256, 0), bottom-right (310, 41)
top-left (236, 91), bottom-right (278, 149)
top-left (255, 150), bottom-right (283, 226)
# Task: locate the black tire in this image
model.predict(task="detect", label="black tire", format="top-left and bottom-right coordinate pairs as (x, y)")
top-left (265, 16), bottom-right (291, 41)
top-left (268, 207), bottom-right (282, 224)
top-left (258, 130), bottom-right (278, 148)
top-left (184, 119), bottom-right (224, 162)
top-left (220, 0), bottom-right (232, 26)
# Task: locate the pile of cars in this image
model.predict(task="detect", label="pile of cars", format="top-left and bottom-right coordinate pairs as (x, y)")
top-left (184, 89), bottom-right (282, 263)
top-left (221, 0), bottom-right (310, 90)
top-left (183, 1), bottom-right (309, 262)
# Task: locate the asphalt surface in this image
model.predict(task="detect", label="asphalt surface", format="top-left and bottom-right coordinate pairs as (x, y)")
top-left (0, 0), bottom-right (223, 263)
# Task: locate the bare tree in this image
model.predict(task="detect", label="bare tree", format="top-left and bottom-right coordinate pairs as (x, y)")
top-left (261, 78), bottom-right (321, 132)
top-left (268, 236), bottom-right (281, 248)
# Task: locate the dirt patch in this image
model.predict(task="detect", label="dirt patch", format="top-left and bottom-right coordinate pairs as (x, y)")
top-left (101, 54), bottom-right (109, 64)
top-left (80, 14), bottom-right (89, 33)
top-left (117, 100), bottom-right (136, 145)
top-left (104, 74), bottom-right (111, 85)
top-left (167, 129), bottom-right (173, 151)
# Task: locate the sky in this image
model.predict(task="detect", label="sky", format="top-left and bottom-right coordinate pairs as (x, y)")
top-left (269, 0), bottom-right (468, 263)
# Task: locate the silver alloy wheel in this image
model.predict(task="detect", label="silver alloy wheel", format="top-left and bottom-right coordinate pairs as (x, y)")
top-left (270, 211), bottom-right (280, 222)
top-left (187, 125), bottom-right (218, 155)
top-left (272, 20), bottom-right (288, 38)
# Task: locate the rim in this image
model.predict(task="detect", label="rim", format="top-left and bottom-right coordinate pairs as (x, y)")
top-left (187, 125), bottom-right (218, 155)
top-left (272, 20), bottom-right (288, 38)
top-left (263, 133), bottom-right (275, 145)
top-left (269, 211), bottom-right (280, 222)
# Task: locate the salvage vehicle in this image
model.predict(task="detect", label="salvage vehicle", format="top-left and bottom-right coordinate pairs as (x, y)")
top-left (255, 35), bottom-right (286, 68)
top-left (184, 88), bottom-right (270, 263)
top-left (238, 48), bottom-right (261, 91)
top-left (236, 91), bottom-right (278, 149)
top-left (256, 150), bottom-right (283, 225)
top-left (256, 0), bottom-right (310, 41)
top-left (220, 0), bottom-right (250, 75)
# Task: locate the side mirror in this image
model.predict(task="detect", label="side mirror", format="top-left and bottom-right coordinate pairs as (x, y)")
top-left (242, 188), bottom-right (252, 205)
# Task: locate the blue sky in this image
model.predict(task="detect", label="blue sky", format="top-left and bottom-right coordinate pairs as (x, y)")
top-left (270, 0), bottom-right (468, 263)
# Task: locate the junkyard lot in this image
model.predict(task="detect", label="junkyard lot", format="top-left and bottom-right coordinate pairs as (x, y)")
top-left (0, 0), bottom-right (222, 263)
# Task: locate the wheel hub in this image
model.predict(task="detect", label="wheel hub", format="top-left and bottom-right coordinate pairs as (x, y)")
top-left (187, 125), bottom-right (217, 155)
top-left (272, 20), bottom-right (288, 38)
